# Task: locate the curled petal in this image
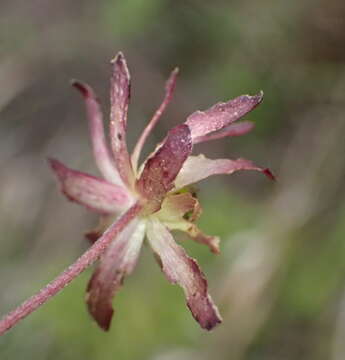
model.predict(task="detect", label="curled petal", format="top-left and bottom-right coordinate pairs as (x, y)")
top-left (193, 121), bottom-right (254, 144)
top-left (156, 193), bottom-right (219, 253)
top-left (167, 220), bottom-right (220, 254)
top-left (175, 154), bottom-right (275, 189)
top-left (146, 218), bottom-right (222, 330)
top-left (86, 219), bottom-right (146, 331)
top-left (71, 80), bottom-right (123, 186)
top-left (136, 124), bottom-right (192, 211)
top-left (131, 67), bottom-right (179, 170)
top-left (157, 192), bottom-right (201, 222)
top-left (110, 52), bottom-right (134, 186)
top-left (49, 158), bottom-right (131, 214)
top-left (187, 226), bottom-right (220, 254)
top-left (185, 92), bottom-right (263, 140)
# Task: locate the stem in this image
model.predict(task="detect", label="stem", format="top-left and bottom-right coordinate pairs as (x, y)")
top-left (131, 67), bottom-right (178, 171)
top-left (0, 202), bottom-right (142, 336)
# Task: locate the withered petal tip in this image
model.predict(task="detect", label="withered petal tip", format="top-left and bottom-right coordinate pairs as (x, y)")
top-left (110, 51), bottom-right (125, 64)
top-left (71, 79), bottom-right (90, 97)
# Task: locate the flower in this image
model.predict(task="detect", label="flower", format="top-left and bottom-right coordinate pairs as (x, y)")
top-left (0, 52), bottom-right (274, 336)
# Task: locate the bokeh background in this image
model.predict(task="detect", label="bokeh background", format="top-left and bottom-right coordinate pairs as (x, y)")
top-left (1, 1), bottom-right (345, 359)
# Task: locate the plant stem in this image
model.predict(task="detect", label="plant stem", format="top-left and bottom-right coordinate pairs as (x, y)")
top-left (0, 202), bottom-right (141, 336)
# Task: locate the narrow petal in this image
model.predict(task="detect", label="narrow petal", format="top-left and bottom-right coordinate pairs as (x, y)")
top-left (185, 92), bottom-right (263, 140)
top-left (71, 80), bottom-right (123, 186)
top-left (146, 218), bottom-right (222, 330)
top-left (186, 227), bottom-right (220, 254)
top-left (175, 154), bottom-right (275, 189)
top-left (131, 68), bottom-right (179, 171)
top-left (136, 124), bottom-right (192, 211)
top-left (193, 121), bottom-right (254, 144)
top-left (109, 52), bottom-right (134, 186)
top-left (86, 218), bottom-right (146, 331)
top-left (49, 158), bottom-right (131, 214)
top-left (165, 220), bottom-right (220, 254)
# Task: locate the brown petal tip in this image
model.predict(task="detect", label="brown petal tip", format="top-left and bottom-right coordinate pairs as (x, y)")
top-left (187, 298), bottom-right (222, 331)
top-left (263, 168), bottom-right (276, 181)
top-left (71, 79), bottom-right (92, 98)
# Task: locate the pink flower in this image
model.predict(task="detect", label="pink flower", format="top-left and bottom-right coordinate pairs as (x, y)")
top-left (0, 52), bottom-right (274, 335)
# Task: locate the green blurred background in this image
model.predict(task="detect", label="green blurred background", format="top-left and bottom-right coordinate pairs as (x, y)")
top-left (1, 1), bottom-right (345, 359)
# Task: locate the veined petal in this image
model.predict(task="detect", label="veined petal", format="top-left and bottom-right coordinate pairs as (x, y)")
top-left (49, 158), bottom-right (131, 214)
top-left (175, 154), bottom-right (275, 189)
top-left (109, 52), bottom-right (134, 186)
top-left (131, 68), bottom-right (179, 171)
top-left (136, 124), bottom-right (192, 211)
top-left (185, 92), bottom-right (263, 140)
top-left (193, 121), bottom-right (254, 144)
top-left (71, 80), bottom-right (123, 186)
top-left (146, 218), bottom-right (222, 330)
top-left (86, 219), bottom-right (146, 331)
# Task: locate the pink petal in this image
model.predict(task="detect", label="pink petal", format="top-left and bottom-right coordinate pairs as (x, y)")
top-left (131, 68), bottom-right (179, 170)
top-left (86, 219), bottom-right (146, 331)
top-left (146, 218), bottom-right (222, 330)
top-left (185, 92), bottom-right (263, 140)
top-left (175, 155), bottom-right (274, 189)
top-left (193, 121), bottom-right (255, 144)
top-left (71, 80), bottom-right (123, 186)
top-left (49, 158), bottom-right (131, 214)
top-left (136, 124), bottom-right (192, 211)
top-left (109, 52), bottom-right (134, 186)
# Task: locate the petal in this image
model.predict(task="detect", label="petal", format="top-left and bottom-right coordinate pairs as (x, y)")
top-left (156, 193), bottom-right (219, 254)
top-left (86, 219), bottom-right (146, 331)
top-left (136, 124), bottom-right (192, 211)
top-left (165, 220), bottom-right (220, 254)
top-left (131, 68), bottom-right (179, 171)
top-left (186, 226), bottom-right (220, 254)
top-left (157, 192), bottom-right (201, 222)
top-left (146, 218), bottom-right (222, 330)
top-left (185, 92), bottom-right (263, 140)
top-left (193, 121), bottom-right (254, 144)
top-left (174, 154), bottom-right (275, 189)
top-left (71, 80), bottom-right (123, 186)
top-left (49, 158), bottom-right (131, 214)
top-left (109, 52), bottom-right (134, 186)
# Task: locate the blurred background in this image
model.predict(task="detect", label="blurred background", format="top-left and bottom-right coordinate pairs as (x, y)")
top-left (1, 0), bottom-right (345, 359)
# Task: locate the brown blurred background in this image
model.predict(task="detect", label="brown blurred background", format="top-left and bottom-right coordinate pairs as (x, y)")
top-left (1, 1), bottom-right (345, 359)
